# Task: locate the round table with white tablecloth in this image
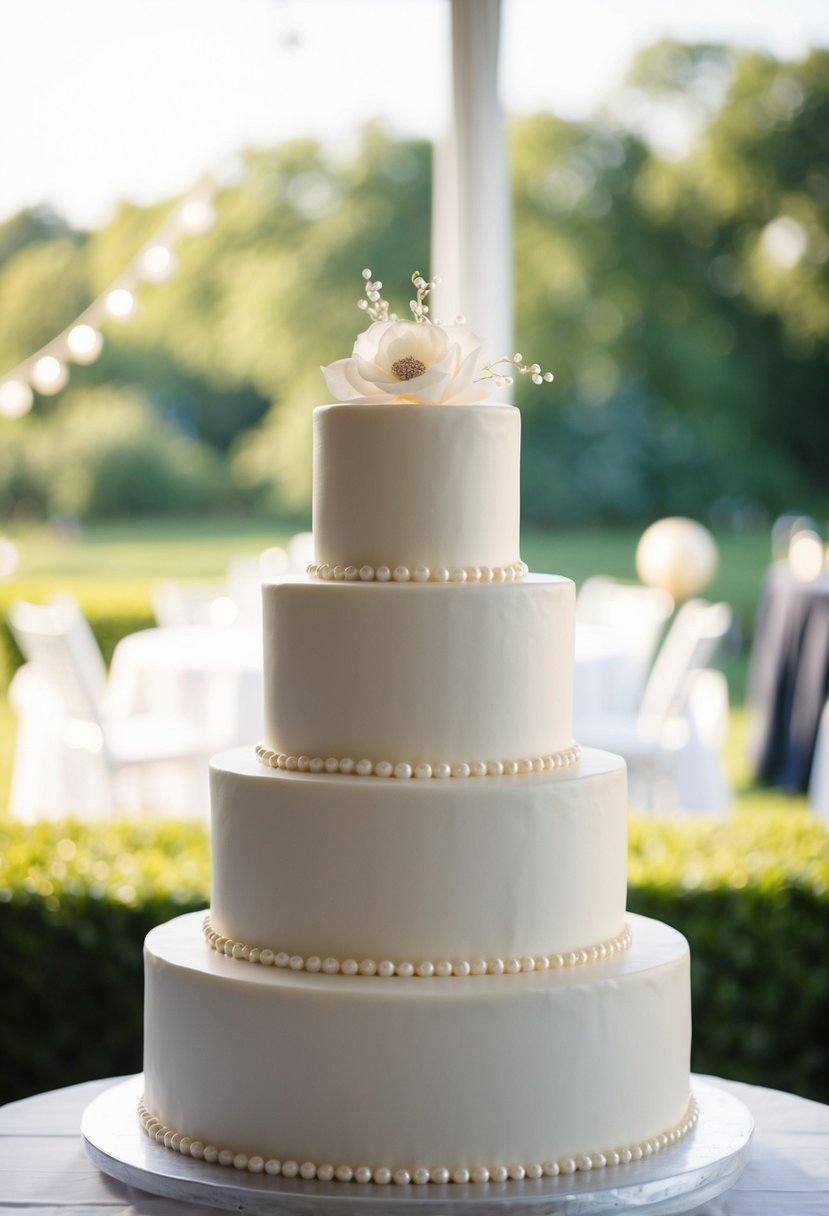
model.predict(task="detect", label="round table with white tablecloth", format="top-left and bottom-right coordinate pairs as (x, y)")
top-left (1, 1075), bottom-right (827, 1213)
top-left (106, 625), bottom-right (263, 748)
top-left (574, 624), bottom-right (641, 725)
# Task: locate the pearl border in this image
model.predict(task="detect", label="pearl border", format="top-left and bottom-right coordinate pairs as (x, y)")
top-left (202, 915), bottom-right (633, 979)
top-left (254, 742), bottom-right (582, 780)
top-left (138, 1094), bottom-right (698, 1185)
top-left (307, 561), bottom-right (529, 584)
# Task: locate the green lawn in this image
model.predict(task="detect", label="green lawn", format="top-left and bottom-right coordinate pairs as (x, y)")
top-left (0, 516), bottom-right (801, 819)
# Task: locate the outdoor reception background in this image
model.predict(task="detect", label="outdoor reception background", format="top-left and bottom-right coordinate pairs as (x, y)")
top-left (1, 0), bottom-right (828, 1113)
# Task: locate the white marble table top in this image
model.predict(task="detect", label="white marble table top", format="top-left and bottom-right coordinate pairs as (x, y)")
top-left (1, 1074), bottom-right (828, 1214)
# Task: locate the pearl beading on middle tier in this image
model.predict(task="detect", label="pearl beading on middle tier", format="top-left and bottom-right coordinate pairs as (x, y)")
top-left (203, 915), bottom-right (633, 977)
top-left (307, 561), bottom-right (529, 583)
top-left (254, 742), bottom-right (582, 779)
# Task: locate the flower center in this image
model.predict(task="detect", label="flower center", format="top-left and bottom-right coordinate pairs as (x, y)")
top-left (391, 355), bottom-right (427, 381)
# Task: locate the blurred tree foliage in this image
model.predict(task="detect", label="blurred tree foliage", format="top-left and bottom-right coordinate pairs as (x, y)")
top-left (0, 44), bottom-right (826, 524)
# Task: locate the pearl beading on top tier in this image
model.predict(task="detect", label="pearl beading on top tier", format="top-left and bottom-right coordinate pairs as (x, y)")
top-left (254, 742), bottom-right (582, 780)
top-left (307, 561), bottom-right (528, 583)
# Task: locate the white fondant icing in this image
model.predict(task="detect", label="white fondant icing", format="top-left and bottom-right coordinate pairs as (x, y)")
top-left (141, 384), bottom-right (695, 1189)
top-left (261, 575), bottom-right (575, 765)
top-left (210, 747), bottom-right (627, 964)
top-left (313, 403), bottom-right (521, 572)
top-left (143, 912), bottom-right (692, 1180)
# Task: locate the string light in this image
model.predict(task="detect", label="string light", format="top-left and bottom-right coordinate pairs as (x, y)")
top-left (106, 288), bottom-right (136, 320)
top-left (176, 197), bottom-right (216, 236)
top-left (0, 173), bottom-right (220, 418)
top-left (32, 356), bottom-right (68, 395)
top-left (139, 244), bottom-right (177, 283)
top-left (0, 379), bottom-right (33, 419)
top-left (67, 324), bottom-right (103, 364)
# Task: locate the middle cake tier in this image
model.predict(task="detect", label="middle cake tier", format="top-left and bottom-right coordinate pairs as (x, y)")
top-left (261, 573), bottom-right (574, 767)
top-left (209, 746), bottom-right (626, 965)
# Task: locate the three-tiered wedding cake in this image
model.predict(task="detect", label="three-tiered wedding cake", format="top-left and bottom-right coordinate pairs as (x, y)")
top-left (140, 274), bottom-right (695, 1186)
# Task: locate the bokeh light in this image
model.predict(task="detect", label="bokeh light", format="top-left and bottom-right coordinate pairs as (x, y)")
top-left (105, 288), bottom-right (136, 319)
top-left (67, 324), bottom-right (104, 364)
top-left (32, 356), bottom-right (68, 395)
top-left (0, 379), bottom-right (34, 419)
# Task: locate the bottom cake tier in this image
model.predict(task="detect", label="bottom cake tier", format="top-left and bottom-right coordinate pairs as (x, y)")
top-left (142, 911), bottom-right (692, 1183)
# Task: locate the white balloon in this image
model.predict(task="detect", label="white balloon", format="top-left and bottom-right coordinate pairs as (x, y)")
top-left (636, 517), bottom-right (719, 601)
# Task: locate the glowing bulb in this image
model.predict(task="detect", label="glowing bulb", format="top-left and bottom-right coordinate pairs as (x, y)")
top-left (32, 356), bottom-right (68, 395)
top-left (177, 198), bottom-right (215, 235)
top-left (789, 530), bottom-right (823, 582)
top-left (139, 244), bottom-right (177, 282)
top-left (67, 324), bottom-right (103, 364)
top-left (0, 379), bottom-right (34, 418)
top-left (106, 288), bottom-right (136, 319)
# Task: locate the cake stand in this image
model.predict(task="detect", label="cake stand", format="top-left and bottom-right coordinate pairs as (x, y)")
top-left (82, 1074), bottom-right (752, 1215)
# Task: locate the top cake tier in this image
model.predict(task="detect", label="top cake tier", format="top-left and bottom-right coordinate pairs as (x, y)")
top-left (313, 402), bottom-right (520, 574)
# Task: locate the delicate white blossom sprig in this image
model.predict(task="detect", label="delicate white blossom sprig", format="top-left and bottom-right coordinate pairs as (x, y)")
top-left (357, 269), bottom-right (397, 323)
top-left (409, 271), bottom-right (437, 322)
top-left (323, 268), bottom-right (553, 406)
top-left (479, 353), bottom-right (555, 389)
top-left (404, 270), bottom-right (554, 386)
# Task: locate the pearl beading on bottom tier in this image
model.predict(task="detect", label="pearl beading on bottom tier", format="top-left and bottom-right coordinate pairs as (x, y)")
top-left (202, 915), bottom-right (633, 978)
top-left (138, 1094), bottom-right (698, 1185)
top-left (254, 742), bottom-right (582, 779)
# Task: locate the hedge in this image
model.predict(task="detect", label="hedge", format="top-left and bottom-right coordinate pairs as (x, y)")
top-left (1, 811), bottom-right (827, 1106)
top-left (627, 812), bottom-right (829, 1102)
top-left (0, 819), bottom-right (208, 1105)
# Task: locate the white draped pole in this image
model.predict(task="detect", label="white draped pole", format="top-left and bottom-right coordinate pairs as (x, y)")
top-left (432, 0), bottom-right (512, 377)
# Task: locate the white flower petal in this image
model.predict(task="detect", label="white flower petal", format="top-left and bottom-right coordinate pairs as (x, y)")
top-left (353, 353), bottom-right (400, 388)
top-left (321, 359), bottom-right (375, 401)
top-left (344, 360), bottom-right (385, 398)
top-left (380, 321), bottom-right (449, 371)
top-left (353, 320), bottom-right (394, 362)
top-left (440, 323), bottom-right (486, 353)
top-left (324, 320), bottom-right (493, 406)
top-left (441, 379), bottom-right (497, 404)
top-left (438, 341), bottom-right (484, 399)
top-left (363, 348), bottom-right (459, 398)
top-left (403, 379), bottom-right (457, 404)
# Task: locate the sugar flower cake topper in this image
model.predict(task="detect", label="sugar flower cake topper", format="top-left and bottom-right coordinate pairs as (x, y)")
top-left (321, 270), bottom-right (553, 406)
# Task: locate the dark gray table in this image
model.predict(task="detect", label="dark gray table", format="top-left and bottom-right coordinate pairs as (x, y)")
top-left (748, 564), bottom-right (829, 792)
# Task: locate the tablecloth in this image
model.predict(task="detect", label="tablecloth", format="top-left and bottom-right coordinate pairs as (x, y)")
top-left (747, 564), bottom-right (829, 792)
top-left (1, 1074), bottom-right (828, 1213)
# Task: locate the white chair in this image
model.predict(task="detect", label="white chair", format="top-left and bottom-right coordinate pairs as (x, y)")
top-left (7, 598), bottom-right (215, 820)
top-left (576, 598), bottom-right (734, 813)
top-left (674, 668), bottom-right (732, 814)
top-left (576, 577), bottom-right (674, 714)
